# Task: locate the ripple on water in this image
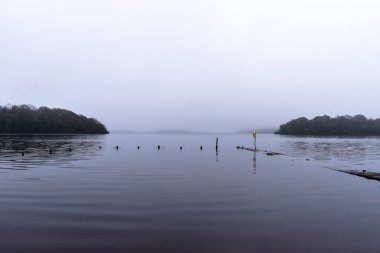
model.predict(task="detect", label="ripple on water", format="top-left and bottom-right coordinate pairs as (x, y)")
top-left (0, 135), bottom-right (105, 170)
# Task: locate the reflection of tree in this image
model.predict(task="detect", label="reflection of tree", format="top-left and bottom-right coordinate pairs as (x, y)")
top-left (0, 135), bottom-right (105, 170)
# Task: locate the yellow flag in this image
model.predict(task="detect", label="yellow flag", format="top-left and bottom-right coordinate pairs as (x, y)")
top-left (252, 131), bottom-right (256, 138)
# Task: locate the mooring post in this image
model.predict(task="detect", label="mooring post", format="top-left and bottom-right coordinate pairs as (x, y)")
top-left (180, 146), bottom-right (182, 150)
top-left (137, 146), bottom-right (140, 150)
top-left (200, 146), bottom-right (203, 150)
top-left (216, 138), bottom-right (219, 151)
top-left (158, 145), bottom-right (160, 150)
top-left (21, 152), bottom-right (24, 156)
top-left (49, 149), bottom-right (52, 154)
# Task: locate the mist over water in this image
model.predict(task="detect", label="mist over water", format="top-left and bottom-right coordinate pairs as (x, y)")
top-left (1, 134), bottom-right (380, 253)
top-left (1, 0), bottom-right (380, 132)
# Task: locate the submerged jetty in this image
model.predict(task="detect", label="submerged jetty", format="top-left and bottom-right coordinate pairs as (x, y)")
top-left (331, 169), bottom-right (380, 181)
top-left (236, 146), bottom-right (285, 156)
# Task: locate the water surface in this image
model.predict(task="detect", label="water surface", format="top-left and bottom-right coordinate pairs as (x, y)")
top-left (0, 134), bottom-right (379, 253)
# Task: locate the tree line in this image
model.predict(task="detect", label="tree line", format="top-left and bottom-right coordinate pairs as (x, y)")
top-left (275, 115), bottom-right (380, 136)
top-left (0, 104), bottom-right (108, 134)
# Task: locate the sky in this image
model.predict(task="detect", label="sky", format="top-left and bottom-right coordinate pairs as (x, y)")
top-left (0, 0), bottom-right (379, 132)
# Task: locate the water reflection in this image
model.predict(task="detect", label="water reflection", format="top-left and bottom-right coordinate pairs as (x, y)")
top-left (280, 137), bottom-right (380, 163)
top-left (1, 134), bottom-right (380, 253)
top-left (0, 135), bottom-right (105, 170)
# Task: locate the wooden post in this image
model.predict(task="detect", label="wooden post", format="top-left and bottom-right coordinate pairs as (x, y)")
top-left (216, 138), bottom-right (218, 152)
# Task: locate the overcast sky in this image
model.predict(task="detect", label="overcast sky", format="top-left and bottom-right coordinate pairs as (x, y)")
top-left (0, 0), bottom-right (379, 132)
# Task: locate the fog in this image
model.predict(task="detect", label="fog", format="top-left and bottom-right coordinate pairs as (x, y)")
top-left (1, 0), bottom-right (379, 132)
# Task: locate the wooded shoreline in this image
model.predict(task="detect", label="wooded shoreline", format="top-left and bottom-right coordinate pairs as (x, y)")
top-left (0, 104), bottom-right (108, 134)
top-left (276, 115), bottom-right (380, 136)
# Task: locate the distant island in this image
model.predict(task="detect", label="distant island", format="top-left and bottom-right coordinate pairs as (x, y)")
top-left (275, 115), bottom-right (380, 136)
top-left (0, 104), bottom-right (108, 134)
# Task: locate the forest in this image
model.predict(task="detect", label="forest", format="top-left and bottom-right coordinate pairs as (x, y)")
top-left (0, 104), bottom-right (108, 134)
top-left (275, 115), bottom-right (380, 136)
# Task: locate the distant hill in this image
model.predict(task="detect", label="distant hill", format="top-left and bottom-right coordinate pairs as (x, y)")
top-left (235, 128), bottom-right (277, 134)
top-left (110, 130), bottom-right (134, 134)
top-left (275, 115), bottom-right (380, 136)
top-left (0, 104), bottom-right (108, 134)
top-left (154, 129), bottom-right (193, 134)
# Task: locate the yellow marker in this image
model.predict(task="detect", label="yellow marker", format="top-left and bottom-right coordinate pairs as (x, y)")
top-left (252, 131), bottom-right (257, 150)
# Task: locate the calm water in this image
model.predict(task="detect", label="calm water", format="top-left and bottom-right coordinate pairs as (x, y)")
top-left (0, 134), bottom-right (380, 253)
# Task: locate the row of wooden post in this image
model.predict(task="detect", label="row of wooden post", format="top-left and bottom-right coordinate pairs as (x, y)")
top-left (18, 134), bottom-right (259, 156)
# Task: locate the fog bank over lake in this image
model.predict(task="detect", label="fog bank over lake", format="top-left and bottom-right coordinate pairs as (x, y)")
top-left (1, 0), bottom-right (379, 132)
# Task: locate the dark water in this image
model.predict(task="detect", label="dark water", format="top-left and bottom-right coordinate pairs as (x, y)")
top-left (0, 134), bottom-right (380, 253)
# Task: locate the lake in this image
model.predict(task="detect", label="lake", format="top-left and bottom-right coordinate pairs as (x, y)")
top-left (0, 133), bottom-right (380, 253)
